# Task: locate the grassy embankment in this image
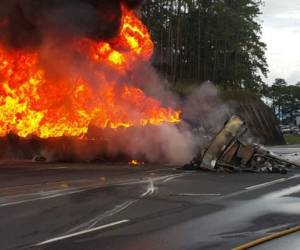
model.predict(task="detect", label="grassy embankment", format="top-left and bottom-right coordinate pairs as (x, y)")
top-left (284, 135), bottom-right (300, 145)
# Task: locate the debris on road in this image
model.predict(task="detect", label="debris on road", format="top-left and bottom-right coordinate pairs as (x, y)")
top-left (184, 116), bottom-right (299, 173)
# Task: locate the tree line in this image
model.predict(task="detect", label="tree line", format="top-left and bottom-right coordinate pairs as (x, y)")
top-left (142, 0), bottom-right (268, 92)
top-left (266, 79), bottom-right (300, 125)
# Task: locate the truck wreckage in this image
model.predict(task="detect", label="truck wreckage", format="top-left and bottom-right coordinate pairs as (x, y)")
top-left (184, 116), bottom-right (299, 174)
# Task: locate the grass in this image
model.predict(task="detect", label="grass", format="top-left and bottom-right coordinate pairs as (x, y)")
top-left (284, 135), bottom-right (300, 145)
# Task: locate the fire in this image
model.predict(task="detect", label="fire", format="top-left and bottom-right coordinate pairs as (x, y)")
top-left (129, 159), bottom-right (144, 166)
top-left (0, 6), bottom-right (180, 138)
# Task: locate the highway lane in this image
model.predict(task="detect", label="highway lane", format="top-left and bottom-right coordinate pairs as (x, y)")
top-left (30, 173), bottom-right (300, 250)
top-left (0, 146), bottom-right (299, 250)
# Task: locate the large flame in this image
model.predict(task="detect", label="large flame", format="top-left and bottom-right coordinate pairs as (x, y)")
top-left (0, 7), bottom-right (180, 139)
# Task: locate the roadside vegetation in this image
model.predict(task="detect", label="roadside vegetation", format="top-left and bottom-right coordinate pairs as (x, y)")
top-left (142, 1), bottom-right (299, 144)
top-left (284, 135), bottom-right (300, 145)
top-left (142, 0), bottom-right (268, 94)
top-left (265, 79), bottom-right (300, 125)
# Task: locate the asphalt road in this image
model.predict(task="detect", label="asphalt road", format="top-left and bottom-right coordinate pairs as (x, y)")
top-left (1, 146), bottom-right (300, 250)
top-left (255, 231), bottom-right (300, 250)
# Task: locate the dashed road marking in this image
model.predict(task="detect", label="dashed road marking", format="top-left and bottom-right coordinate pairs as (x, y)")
top-left (245, 178), bottom-right (287, 190)
top-left (35, 219), bottom-right (130, 246)
top-left (173, 193), bottom-right (221, 196)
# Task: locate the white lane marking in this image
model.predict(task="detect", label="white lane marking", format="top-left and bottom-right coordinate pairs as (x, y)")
top-left (66, 200), bottom-right (136, 233)
top-left (218, 175), bottom-right (300, 200)
top-left (146, 167), bottom-right (174, 173)
top-left (245, 178), bottom-right (287, 190)
top-left (0, 188), bottom-right (84, 207)
top-left (116, 174), bottom-right (187, 186)
top-left (265, 184), bottom-right (300, 199)
top-left (70, 201), bottom-right (142, 232)
top-left (0, 173), bottom-right (189, 207)
top-left (174, 193), bottom-right (221, 196)
top-left (141, 179), bottom-right (155, 197)
top-left (162, 174), bottom-right (187, 183)
top-left (85, 180), bottom-right (154, 229)
top-left (286, 174), bottom-right (300, 180)
top-left (85, 180), bottom-right (155, 229)
top-left (67, 179), bottom-right (155, 233)
top-left (0, 175), bottom-right (164, 207)
top-left (35, 219), bottom-right (129, 246)
top-left (86, 201), bottom-right (135, 230)
top-left (33, 166), bottom-right (69, 171)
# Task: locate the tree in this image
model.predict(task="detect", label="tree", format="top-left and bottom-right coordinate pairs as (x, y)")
top-left (142, 0), bottom-right (268, 93)
top-left (267, 79), bottom-right (300, 124)
top-left (267, 78), bottom-right (287, 121)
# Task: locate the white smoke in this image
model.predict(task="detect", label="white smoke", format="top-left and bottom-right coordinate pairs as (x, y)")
top-left (34, 82), bottom-right (231, 165)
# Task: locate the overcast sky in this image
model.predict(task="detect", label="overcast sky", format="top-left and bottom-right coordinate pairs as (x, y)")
top-left (261, 0), bottom-right (300, 85)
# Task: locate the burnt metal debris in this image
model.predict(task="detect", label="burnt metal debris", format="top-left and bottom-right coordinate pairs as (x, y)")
top-left (184, 116), bottom-right (299, 174)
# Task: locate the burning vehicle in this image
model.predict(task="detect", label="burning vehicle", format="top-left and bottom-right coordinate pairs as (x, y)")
top-left (0, 0), bottom-right (293, 169)
top-left (0, 1), bottom-right (180, 139)
top-left (0, 0), bottom-right (192, 163)
top-left (184, 116), bottom-right (299, 173)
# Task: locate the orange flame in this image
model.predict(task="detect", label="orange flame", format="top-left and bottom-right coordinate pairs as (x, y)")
top-left (129, 159), bottom-right (144, 166)
top-left (0, 7), bottom-right (180, 138)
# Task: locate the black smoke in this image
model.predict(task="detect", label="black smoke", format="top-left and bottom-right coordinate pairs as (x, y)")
top-left (0, 0), bottom-right (144, 49)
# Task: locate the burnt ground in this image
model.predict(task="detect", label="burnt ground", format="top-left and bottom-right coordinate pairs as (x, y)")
top-left (0, 145), bottom-right (300, 250)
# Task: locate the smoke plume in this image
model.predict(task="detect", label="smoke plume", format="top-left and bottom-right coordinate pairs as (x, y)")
top-left (0, 0), bottom-right (231, 165)
top-left (0, 0), bottom-right (143, 49)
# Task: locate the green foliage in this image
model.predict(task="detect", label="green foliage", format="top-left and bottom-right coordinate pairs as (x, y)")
top-left (266, 78), bottom-right (300, 124)
top-left (284, 135), bottom-right (300, 145)
top-left (142, 0), bottom-right (268, 92)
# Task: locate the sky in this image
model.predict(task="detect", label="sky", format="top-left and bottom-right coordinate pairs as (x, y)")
top-left (261, 0), bottom-right (300, 85)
